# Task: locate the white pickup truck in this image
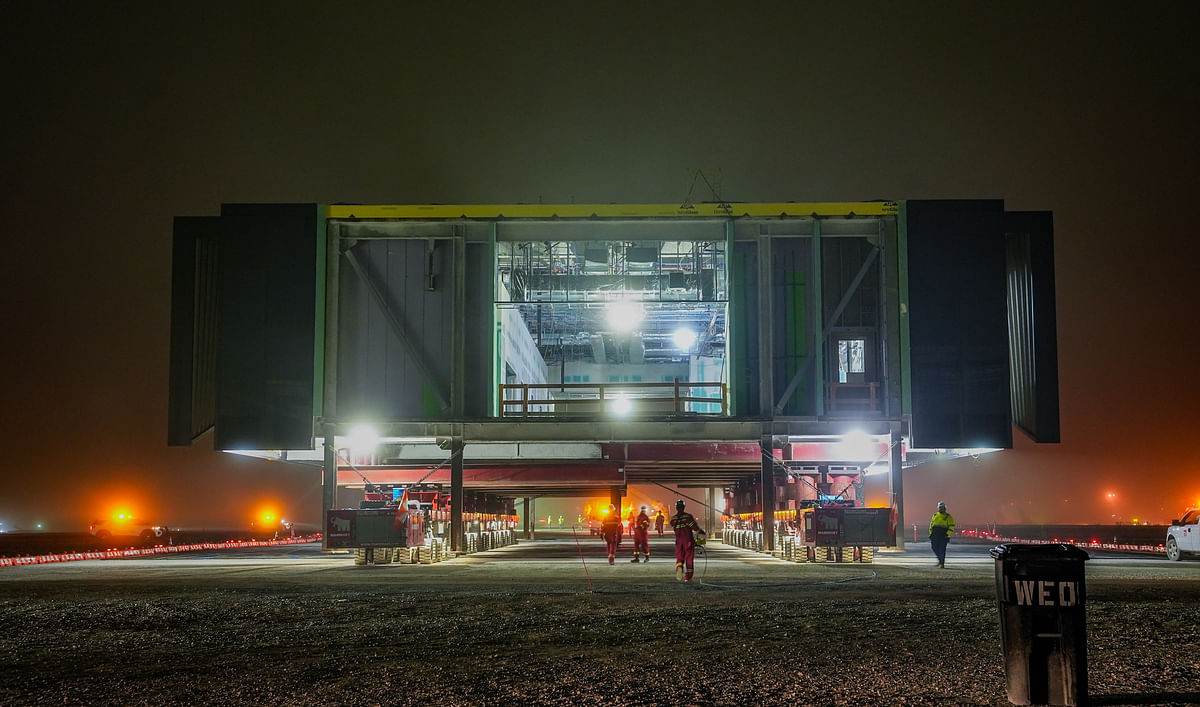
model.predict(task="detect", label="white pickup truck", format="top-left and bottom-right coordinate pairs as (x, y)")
top-left (1165, 509), bottom-right (1200, 561)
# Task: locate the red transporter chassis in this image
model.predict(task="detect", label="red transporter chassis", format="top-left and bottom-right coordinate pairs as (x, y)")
top-left (797, 506), bottom-right (894, 563)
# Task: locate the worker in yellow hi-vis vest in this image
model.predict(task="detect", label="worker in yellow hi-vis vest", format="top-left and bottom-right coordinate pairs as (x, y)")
top-left (929, 501), bottom-right (956, 568)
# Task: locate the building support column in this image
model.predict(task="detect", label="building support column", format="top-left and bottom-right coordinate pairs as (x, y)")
top-left (761, 433), bottom-right (776, 552)
top-left (523, 498), bottom-right (533, 540)
top-left (811, 219), bottom-right (824, 416)
top-left (890, 424), bottom-right (905, 550)
top-left (319, 222), bottom-right (340, 553)
top-left (700, 487), bottom-right (710, 537)
top-left (321, 422), bottom-right (338, 551)
top-left (450, 436), bottom-right (464, 553)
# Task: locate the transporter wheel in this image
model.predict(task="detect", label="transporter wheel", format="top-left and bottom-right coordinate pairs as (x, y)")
top-left (373, 547), bottom-right (392, 564)
top-left (814, 547), bottom-right (829, 563)
top-left (860, 547), bottom-right (875, 563)
top-left (1166, 537), bottom-right (1182, 562)
top-left (354, 548), bottom-right (368, 565)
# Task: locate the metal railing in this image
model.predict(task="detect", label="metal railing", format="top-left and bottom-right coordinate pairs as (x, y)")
top-left (499, 381), bottom-right (726, 418)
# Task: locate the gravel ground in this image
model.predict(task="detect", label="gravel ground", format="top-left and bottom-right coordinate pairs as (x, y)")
top-left (1, 540), bottom-right (1198, 706)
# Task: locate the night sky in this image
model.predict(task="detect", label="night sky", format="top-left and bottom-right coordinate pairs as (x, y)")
top-left (2, 3), bottom-right (1197, 530)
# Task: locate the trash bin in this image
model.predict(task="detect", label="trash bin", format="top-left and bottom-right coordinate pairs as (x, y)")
top-left (990, 543), bottom-right (1089, 706)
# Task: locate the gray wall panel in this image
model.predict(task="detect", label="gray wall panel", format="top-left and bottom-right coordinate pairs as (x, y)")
top-left (463, 242), bottom-right (493, 417)
top-left (1006, 211), bottom-right (1060, 443)
top-left (338, 239), bottom-right (455, 419)
top-left (168, 216), bottom-right (220, 445)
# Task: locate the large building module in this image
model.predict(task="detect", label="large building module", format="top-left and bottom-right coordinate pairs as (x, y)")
top-left (168, 200), bottom-right (1059, 552)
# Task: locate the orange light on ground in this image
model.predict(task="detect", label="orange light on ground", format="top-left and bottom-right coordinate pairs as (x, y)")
top-left (255, 506), bottom-right (281, 527)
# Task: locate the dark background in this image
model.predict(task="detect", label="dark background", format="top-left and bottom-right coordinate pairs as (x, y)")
top-left (2, 2), bottom-right (1197, 530)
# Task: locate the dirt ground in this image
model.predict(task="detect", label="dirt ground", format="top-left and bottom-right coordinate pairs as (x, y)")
top-left (1, 537), bottom-right (1198, 706)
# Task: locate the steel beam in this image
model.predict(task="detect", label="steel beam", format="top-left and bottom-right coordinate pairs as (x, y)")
top-left (890, 424), bottom-right (905, 550)
top-left (319, 224), bottom-right (342, 551)
top-left (321, 423), bottom-right (337, 551)
top-left (450, 436), bottom-right (464, 553)
top-left (311, 418), bottom-right (901, 444)
top-left (757, 235), bottom-right (774, 415)
top-left (325, 202), bottom-right (898, 220)
top-left (761, 432), bottom-right (775, 552)
top-left (336, 463), bottom-right (624, 487)
top-left (812, 220), bottom-right (824, 416)
top-left (725, 219), bottom-right (737, 414)
top-left (451, 232), bottom-right (465, 416)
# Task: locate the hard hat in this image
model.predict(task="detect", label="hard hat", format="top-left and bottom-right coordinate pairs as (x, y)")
top-left (608, 503), bottom-right (616, 511)
top-left (937, 501), bottom-right (947, 510)
top-left (640, 505), bottom-right (648, 512)
top-left (675, 499), bottom-right (685, 510)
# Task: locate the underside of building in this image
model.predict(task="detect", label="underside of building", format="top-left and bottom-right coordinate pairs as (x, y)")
top-left (168, 200), bottom-right (1059, 553)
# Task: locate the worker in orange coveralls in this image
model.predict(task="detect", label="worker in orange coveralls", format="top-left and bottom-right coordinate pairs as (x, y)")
top-left (601, 504), bottom-right (623, 565)
top-left (631, 505), bottom-right (652, 562)
top-left (654, 509), bottom-right (665, 536)
top-left (670, 499), bottom-right (706, 582)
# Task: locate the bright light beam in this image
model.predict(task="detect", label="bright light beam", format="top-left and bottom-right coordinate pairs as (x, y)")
top-left (672, 328), bottom-right (697, 350)
top-left (607, 301), bottom-right (644, 332)
top-left (347, 424), bottom-right (381, 455)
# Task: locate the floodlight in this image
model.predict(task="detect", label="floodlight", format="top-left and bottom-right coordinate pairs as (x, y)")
top-left (347, 424), bottom-right (381, 455)
top-left (839, 429), bottom-right (876, 461)
top-left (610, 397), bottom-right (633, 415)
top-left (672, 328), bottom-right (697, 350)
top-left (606, 301), bottom-right (644, 332)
